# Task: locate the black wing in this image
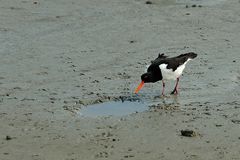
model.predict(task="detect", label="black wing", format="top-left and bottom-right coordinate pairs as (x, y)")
top-left (151, 56), bottom-right (188, 71)
top-left (150, 52), bottom-right (196, 71)
top-left (151, 53), bottom-right (168, 64)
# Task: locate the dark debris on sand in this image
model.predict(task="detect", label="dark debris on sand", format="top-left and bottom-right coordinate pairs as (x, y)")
top-left (181, 130), bottom-right (197, 137)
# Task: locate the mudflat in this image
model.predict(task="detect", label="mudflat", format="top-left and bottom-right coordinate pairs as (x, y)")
top-left (0, 0), bottom-right (240, 159)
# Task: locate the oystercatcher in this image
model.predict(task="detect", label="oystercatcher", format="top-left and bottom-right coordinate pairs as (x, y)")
top-left (135, 52), bottom-right (197, 95)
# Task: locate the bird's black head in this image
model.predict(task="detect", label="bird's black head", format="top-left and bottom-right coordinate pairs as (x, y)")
top-left (135, 65), bottom-right (163, 93)
top-left (141, 72), bottom-right (157, 83)
top-left (134, 72), bottom-right (155, 94)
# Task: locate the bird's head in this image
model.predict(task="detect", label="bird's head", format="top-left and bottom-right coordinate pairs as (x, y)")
top-left (141, 72), bottom-right (154, 83)
top-left (134, 72), bottom-right (154, 94)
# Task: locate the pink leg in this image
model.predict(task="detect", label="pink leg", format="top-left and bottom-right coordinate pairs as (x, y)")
top-left (171, 77), bottom-right (180, 95)
top-left (162, 80), bottom-right (165, 96)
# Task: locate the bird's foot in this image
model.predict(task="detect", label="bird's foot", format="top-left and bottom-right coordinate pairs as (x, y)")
top-left (171, 90), bottom-right (178, 95)
top-left (160, 94), bottom-right (170, 99)
top-left (161, 91), bottom-right (165, 97)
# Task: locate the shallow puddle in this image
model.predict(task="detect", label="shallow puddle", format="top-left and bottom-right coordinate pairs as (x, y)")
top-left (79, 101), bottom-right (148, 117)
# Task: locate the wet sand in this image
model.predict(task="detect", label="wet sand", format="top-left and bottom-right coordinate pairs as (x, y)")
top-left (1, 0), bottom-right (240, 159)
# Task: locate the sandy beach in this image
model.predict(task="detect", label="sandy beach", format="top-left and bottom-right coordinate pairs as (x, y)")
top-left (1, 0), bottom-right (240, 159)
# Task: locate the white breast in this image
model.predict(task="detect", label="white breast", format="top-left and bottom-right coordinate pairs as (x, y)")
top-left (159, 59), bottom-right (191, 80)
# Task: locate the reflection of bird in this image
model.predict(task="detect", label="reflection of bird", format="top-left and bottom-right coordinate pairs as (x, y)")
top-left (135, 52), bottom-right (197, 95)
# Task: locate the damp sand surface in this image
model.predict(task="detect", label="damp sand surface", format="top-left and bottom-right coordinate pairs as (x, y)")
top-left (1, 0), bottom-right (240, 159)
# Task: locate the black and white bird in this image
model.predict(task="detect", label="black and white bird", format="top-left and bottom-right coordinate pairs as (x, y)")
top-left (135, 52), bottom-right (197, 95)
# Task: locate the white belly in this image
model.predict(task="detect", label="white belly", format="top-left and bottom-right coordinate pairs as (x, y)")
top-left (159, 63), bottom-right (186, 80)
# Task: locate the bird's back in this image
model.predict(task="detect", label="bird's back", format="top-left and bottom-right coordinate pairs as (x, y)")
top-left (150, 52), bottom-right (197, 71)
top-left (147, 52), bottom-right (197, 80)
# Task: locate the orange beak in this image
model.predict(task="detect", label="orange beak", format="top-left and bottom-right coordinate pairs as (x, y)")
top-left (134, 81), bottom-right (144, 94)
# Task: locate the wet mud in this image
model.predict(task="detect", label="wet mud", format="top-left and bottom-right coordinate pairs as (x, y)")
top-left (1, 0), bottom-right (240, 159)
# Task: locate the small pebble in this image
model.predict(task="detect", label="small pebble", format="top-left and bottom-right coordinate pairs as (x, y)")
top-left (232, 120), bottom-right (240, 124)
top-left (129, 40), bottom-right (136, 43)
top-left (145, 1), bottom-right (152, 4)
top-left (6, 136), bottom-right (12, 140)
top-left (181, 130), bottom-right (196, 137)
